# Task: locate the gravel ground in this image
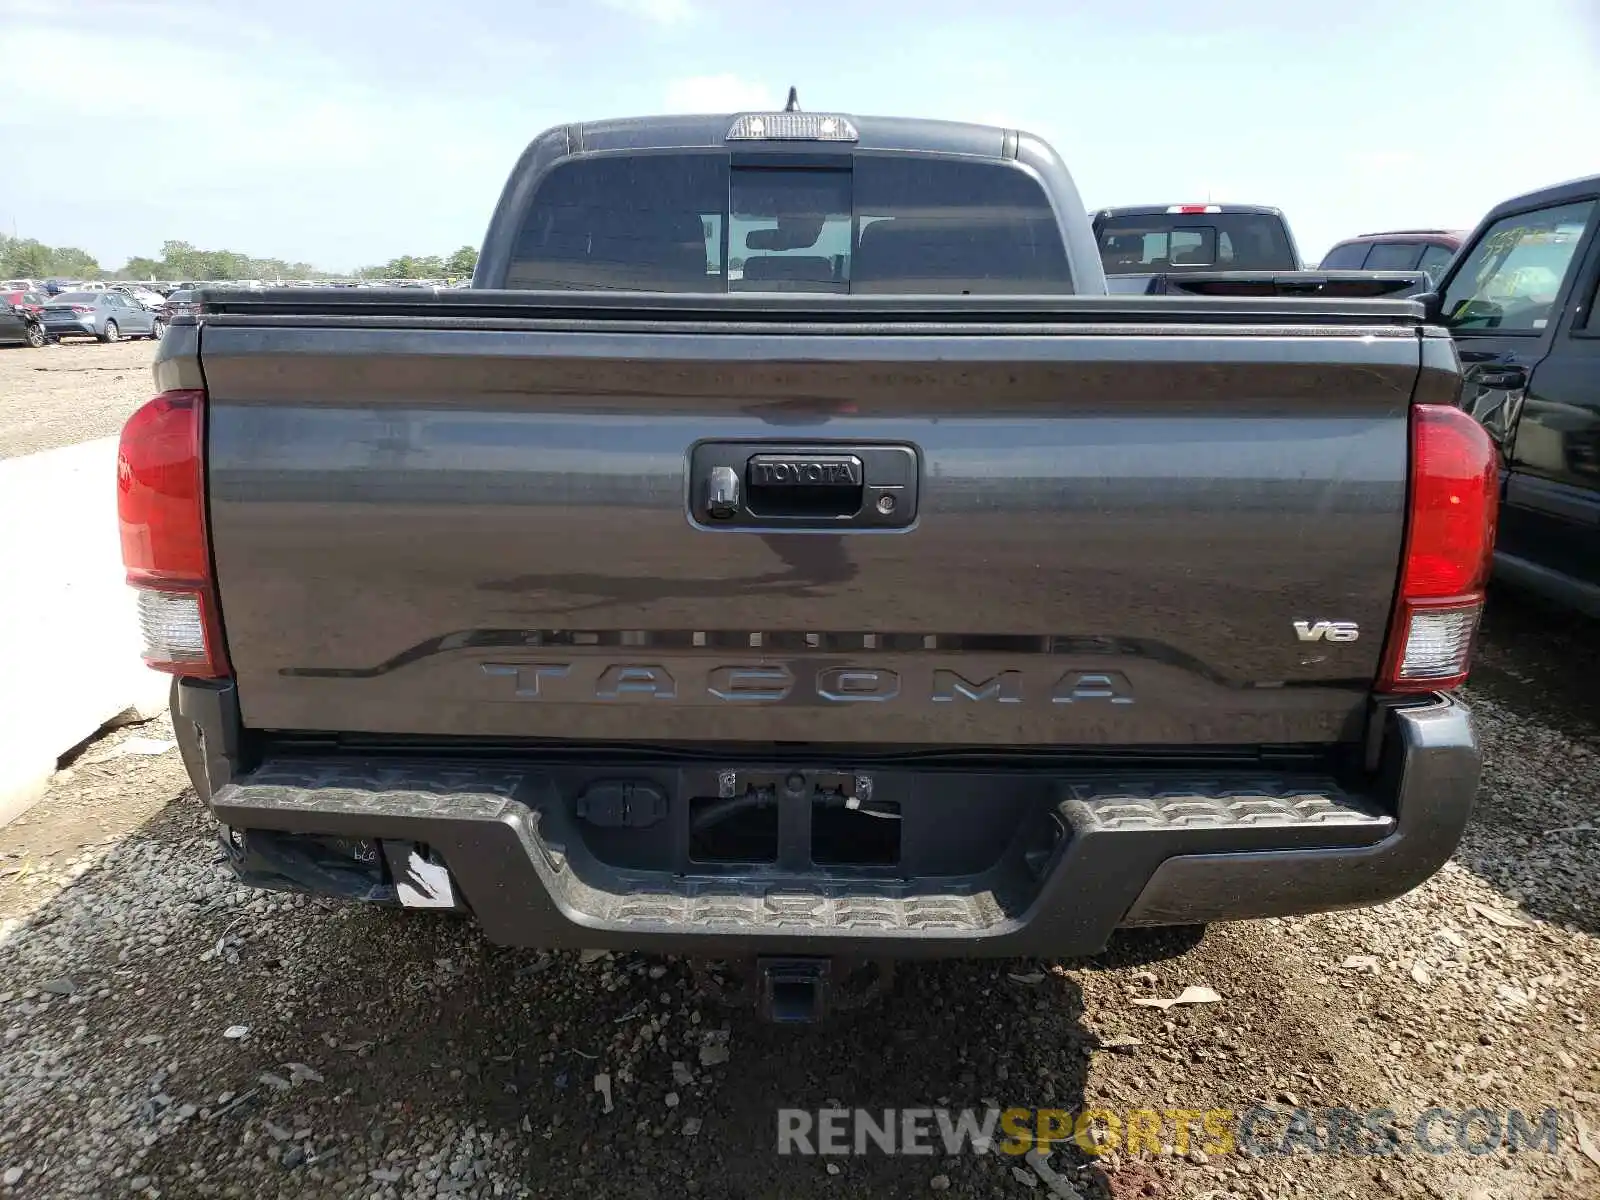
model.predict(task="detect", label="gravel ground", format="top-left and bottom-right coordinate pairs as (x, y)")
top-left (0, 340), bottom-right (155, 460)
top-left (0, 587), bottom-right (1595, 1200)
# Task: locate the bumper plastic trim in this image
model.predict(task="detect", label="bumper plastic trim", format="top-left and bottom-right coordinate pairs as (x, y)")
top-left (197, 695), bottom-right (1476, 958)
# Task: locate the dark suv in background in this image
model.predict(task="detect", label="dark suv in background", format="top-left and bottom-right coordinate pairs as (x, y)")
top-left (1320, 230), bottom-right (1464, 286)
top-left (1424, 177), bottom-right (1600, 617)
top-left (159, 289), bottom-right (200, 323)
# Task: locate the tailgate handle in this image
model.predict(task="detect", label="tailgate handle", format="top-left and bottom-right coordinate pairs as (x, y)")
top-left (690, 443), bottom-right (919, 530)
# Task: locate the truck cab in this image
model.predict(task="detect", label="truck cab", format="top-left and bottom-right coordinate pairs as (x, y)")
top-left (1429, 175), bottom-right (1600, 616)
top-left (1090, 203), bottom-right (1300, 293)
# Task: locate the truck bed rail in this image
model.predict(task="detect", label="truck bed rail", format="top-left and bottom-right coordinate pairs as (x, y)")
top-left (190, 287), bottom-right (1430, 329)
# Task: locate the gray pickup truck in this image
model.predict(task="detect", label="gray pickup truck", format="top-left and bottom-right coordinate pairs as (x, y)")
top-left (122, 110), bottom-right (1493, 1021)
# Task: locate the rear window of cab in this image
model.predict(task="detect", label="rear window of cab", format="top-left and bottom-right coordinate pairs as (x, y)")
top-left (506, 152), bottom-right (1073, 295)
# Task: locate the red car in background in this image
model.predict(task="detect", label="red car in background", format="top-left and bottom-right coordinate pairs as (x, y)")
top-left (1319, 229), bottom-right (1465, 286)
top-left (1, 288), bottom-right (48, 315)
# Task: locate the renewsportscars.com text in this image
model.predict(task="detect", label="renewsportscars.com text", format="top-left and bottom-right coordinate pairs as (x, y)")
top-left (776, 1105), bottom-right (1567, 1158)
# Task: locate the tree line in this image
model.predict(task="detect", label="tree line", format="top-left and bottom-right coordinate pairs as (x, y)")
top-left (0, 235), bottom-right (100, 280)
top-left (0, 235), bottom-right (478, 282)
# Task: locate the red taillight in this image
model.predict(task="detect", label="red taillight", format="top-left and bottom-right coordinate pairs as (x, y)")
top-left (70, 304), bottom-right (92, 313)
top-left (1377, 404), bottom-right (1499, 693)
top-left (1166, 204), bottom-right (1222, 214)
top-left (117, 389), bottom-right (230, 677)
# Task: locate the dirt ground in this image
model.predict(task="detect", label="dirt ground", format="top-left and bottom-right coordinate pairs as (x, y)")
top-left (0, 339), bottom-right (155, 460)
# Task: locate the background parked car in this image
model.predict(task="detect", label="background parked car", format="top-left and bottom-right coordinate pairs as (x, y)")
top-left (39, 290), bottom-right (161, 342)
top-left (159, 289), bottom-right (199, 322)
top-left (1091, 203), bottom-right (1302, 293)
top-left (1428, 176), bottom-right (1600, 617)
top-left (1319, 229), bottom-right (1464, 286)
top-left (108, 284), bottom-right (166, 310)
top-left (0, 301), bottom-right (45, 348)
top-left (0, 288), bottom-right (47, 315)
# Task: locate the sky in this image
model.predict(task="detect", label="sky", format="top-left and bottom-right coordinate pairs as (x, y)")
top-left (2, 0), bottom-right (1598, 274)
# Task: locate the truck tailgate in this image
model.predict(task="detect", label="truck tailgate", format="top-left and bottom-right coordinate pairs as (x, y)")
top-left (195, 298), bottom-right (1428, 748)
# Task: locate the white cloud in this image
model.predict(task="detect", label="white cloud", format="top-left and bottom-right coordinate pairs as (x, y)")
top-left (603, 0), bottom-right (698, 26)
top-left (0, 22), bottom-right (432, 152)
top-left (0, 12), bottom-right (524, 270)
top-left (1345, 150), bottom-right (1418, 172)
top-left (663, 74), bottom-right (778, 114)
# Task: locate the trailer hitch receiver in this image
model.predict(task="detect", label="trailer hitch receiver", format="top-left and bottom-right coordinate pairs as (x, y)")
top-left (759, 957), bottom-right (831, 1024)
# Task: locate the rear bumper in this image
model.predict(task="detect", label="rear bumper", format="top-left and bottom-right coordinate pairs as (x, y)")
top-left (42, 319), bottom-right (96, 337)
top-left (175, 683), bottom-right (1478, 958)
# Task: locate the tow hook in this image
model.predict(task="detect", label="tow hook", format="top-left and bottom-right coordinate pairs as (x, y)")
top-left (758, 957), bottom-right (832, 1024)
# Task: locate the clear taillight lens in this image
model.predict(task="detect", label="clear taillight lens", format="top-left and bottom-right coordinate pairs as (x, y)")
top-left (1395, 602), bottom-right (1482, 682)
top-left (135, 589), bottom-right (209, 666)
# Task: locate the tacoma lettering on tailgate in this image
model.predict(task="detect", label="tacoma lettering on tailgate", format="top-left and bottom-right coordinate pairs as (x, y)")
top-left (480, 663), bottom-right (1134, 704)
